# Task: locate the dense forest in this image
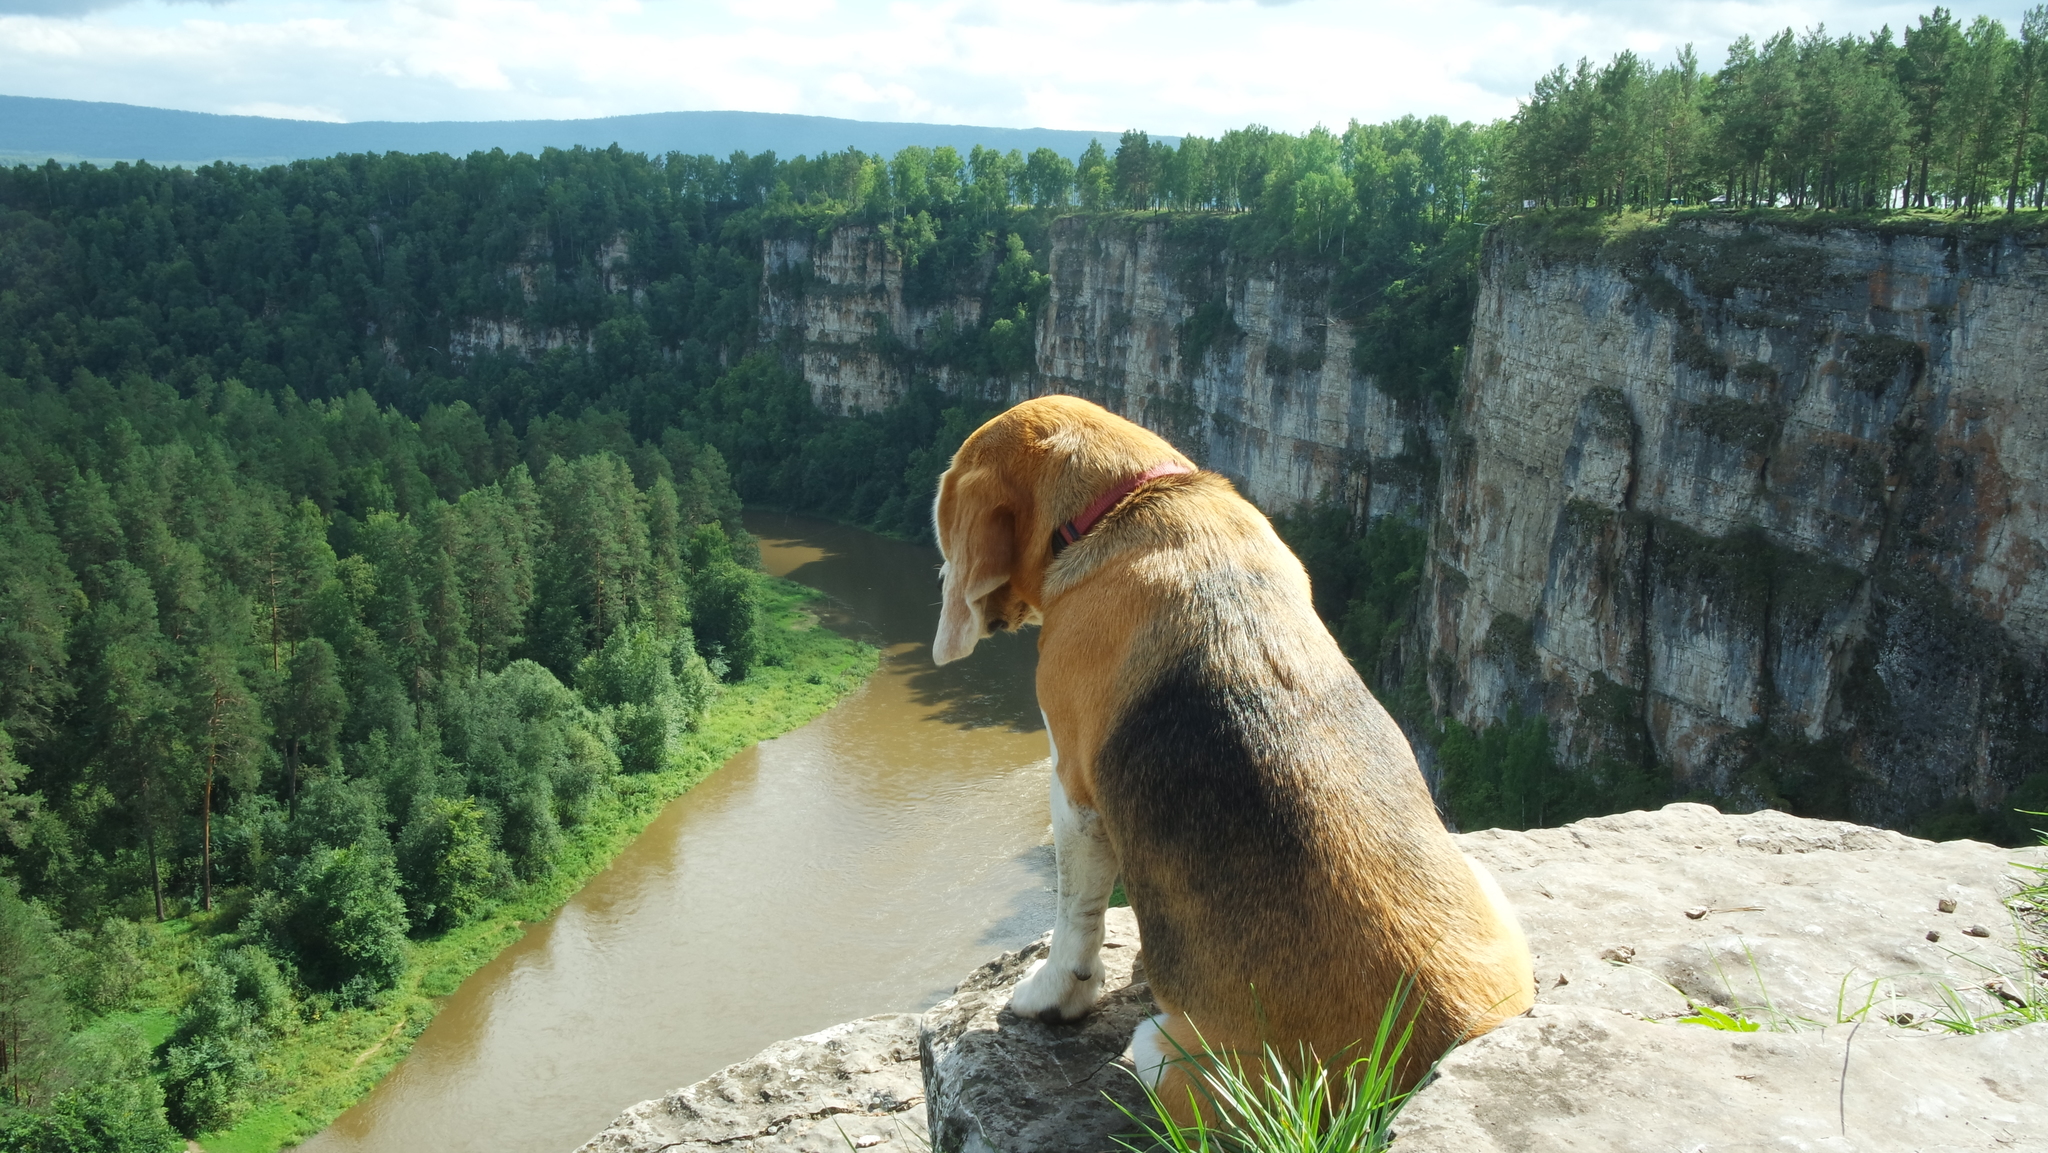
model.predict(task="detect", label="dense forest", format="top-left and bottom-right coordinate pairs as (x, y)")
top-left (5, 4), bottom-right (2048, 1149)
top-left (1504, 5), bottom-right (2048, 212)
top-left (0, 146), bottom-right (877, 1149)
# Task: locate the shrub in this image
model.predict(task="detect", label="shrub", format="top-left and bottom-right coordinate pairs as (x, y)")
top-left (255, 847), bottom-right (409, 1002)
top-left (159, 946), bottom-right (287, 1136)
top-left (397, 795), bottom-right (501, 932)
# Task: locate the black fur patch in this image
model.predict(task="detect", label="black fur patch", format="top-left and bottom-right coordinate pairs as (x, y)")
top-left (1094, 653), bottom-right (1334, 1000)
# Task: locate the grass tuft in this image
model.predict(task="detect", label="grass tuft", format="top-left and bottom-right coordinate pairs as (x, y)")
top-left (1113, 981), bottom-right (1430, 1153)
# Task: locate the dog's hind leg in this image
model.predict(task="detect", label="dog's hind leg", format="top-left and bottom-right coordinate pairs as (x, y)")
top-left (1009, 721), bottom-right (1118, 1024)
top-left (1126, 1010), bottom-right (1211, 1126)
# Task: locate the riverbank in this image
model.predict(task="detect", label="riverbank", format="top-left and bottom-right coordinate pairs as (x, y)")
top-left (153, 576), bottom-right (879, 1153)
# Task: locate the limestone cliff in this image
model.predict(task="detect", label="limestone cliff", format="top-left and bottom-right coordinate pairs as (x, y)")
top-left (760, 227), bottom-right (998, 414)
top-left (1437, 220), bottom-right (2048, 826)
top-left (759, 213), bottom-right (2048, 829)
top-left (759, 216), bottom-right (1437, 519)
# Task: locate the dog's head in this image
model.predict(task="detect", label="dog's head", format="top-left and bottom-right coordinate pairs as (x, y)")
top-left (931, 396), bottom-right (1192, 665)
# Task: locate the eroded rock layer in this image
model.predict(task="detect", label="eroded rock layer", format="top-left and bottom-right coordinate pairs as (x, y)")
top-left (1437, 222), bottom-right (2048, 822)
top-left (759, 217), bottom-right (1436, 520)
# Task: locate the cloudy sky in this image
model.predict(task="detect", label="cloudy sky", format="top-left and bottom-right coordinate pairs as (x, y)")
top-left (0, 0), bottom-right (2036, 133)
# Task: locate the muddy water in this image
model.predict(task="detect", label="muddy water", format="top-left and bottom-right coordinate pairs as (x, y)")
top-left (298, 512), bottom-right (1053, 1153)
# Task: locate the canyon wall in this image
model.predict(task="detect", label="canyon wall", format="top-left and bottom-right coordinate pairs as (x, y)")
top-left (758, 214), bottom-right (2048, 827)
top-left (1437, 220), bottom-right (2048, 824)
top-left (759, 217), bottom-right (1437, 520)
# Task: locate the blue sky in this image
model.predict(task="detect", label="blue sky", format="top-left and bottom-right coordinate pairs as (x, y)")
top-left (0, 1), bottom-right (2036, 133)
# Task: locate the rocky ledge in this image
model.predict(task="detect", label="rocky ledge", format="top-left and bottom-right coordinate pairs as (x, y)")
top-left (577, 804), bottom-right (2048, 1153)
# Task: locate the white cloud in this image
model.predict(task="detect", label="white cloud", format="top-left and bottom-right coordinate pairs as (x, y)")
top-left (0, 0), bottom-right (2037, 134)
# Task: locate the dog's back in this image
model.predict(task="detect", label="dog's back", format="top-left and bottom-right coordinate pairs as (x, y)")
top-left (1043, 471), bottom-right (1531, 1081)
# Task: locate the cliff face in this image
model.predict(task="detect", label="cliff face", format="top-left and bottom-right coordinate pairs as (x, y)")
top-left (760, 227), bottom-right (998, 415)
top-left (1436, 220), bottom-right (2048, 823)
top-left (758, 214), bottom-right (2048, 827)
top-left (759, 217), bottom-right (1436, 518)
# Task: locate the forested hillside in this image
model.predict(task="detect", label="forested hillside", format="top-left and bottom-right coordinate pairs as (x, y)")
top-left (1502, 5), bottom-right (2048, 211)
top-left (5, 3), bottom-right (2048, 1148)
top-left (0, 148), bottom-right (878, 1149)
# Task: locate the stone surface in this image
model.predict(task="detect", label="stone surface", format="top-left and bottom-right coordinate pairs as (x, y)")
top-left (572, 1014), bottom-right (928, 1153)
top-left (1462, 803), bottom-right (2044, 1026)
top-left (1393, 1004), bottom-right (2048, 1153)
top-left (1395, 804), bottom-right (2048, 1151)
top-left (919, 908), bottom-right (1152, 1153)
top-left (577, 807), bottom-right (2045, 1153)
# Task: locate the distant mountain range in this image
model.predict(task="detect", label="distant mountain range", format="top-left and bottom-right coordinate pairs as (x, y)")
top-left (0, 95), bottom-right (1142, 168)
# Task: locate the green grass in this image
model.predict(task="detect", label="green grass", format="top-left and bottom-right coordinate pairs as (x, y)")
top-left (1115, 982), bottom-right (1429, 1153)
top-left (173, 577), bottom-right (877, 1152)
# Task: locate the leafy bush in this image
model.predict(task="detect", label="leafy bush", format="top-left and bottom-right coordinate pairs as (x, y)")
top-left (159, 946), bottom-right (287, 1135)
top-left (0, 1082), bottom-right (180, 1153)
top-left (577, 623), bottom-right (718, 773)
top-left (255, 848), bottom-right (409, 1002)
top-left (688, 542), bottom-right (766, 681)
top-left (437, 661), bottom-right (619, 872)
top-left (397, 795), bottom-right (502, 933)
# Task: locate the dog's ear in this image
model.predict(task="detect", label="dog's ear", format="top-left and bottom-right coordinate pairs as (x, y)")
top-left (933, 469), bottom-right (1016, 665)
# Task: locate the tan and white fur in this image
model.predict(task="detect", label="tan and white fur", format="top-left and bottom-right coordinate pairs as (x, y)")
top-left (932, 396), bottom-right (1533, 1117)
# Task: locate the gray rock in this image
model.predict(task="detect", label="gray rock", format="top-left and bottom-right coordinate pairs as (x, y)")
top-left (573, 1014), bottom-right (927, 1153)
top-left (1394, 1004), bottom-right (2048, 1152)
top-left (579, 806), bottom-right (2046, 1153)
top-left (1393, 803), bottom-right (2048, 1152)
top-left (1460, 804), bottom-right (2044, 1028)
top-left (919, 909), bottom-right (1153, 1153)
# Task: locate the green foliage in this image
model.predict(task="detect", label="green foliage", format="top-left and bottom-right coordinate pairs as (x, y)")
top-left (1684, 397), bottom-right (1783, 452)
top-left (395, 796), bottom-right (499, 934)
top-left (1177, 300), bottom-right (1243, 367)
top-left (0, 1079), bottom-right (180, 1153)
top-left (1437, 711), bottom-right (1559, 832)
top-left (160, 947), bottom-right (286, 1134)
top-left (0, 882), bottom-right (177, 1148)
top-left (1677, 1005), bottom-right (1761, 1031)
top-left (689, 558), bottom-right (765, 682)
top-left (1842, 332), bottom-right (1926, 393)
top-left (1273, 507), bottom-right (1428, 694)
top-left (1500, 8), bottom-right (2048, 213)
top-left (0, 878), bottom-right (69, 1108)
top-left (577, 623), bottom-right (716, 773)
top-left (253, 847), bottom-right (408, 1003)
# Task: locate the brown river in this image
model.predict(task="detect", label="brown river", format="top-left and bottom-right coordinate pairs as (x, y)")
top-left (297, 512), bottom-right (1053, 1153)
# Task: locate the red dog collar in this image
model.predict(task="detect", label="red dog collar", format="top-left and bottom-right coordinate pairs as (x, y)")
top-left (1050, 462), bottom-right (1195, 556)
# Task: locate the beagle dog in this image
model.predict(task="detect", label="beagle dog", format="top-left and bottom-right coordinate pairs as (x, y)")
top-left (932, 395), bottom-right (1532, 1116)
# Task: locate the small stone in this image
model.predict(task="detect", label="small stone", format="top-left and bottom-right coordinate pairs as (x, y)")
top-left (1554, 973), bottom-right (1570, 987)
top-left (854, 1135), bottom-right (885, 1148)
top-left (1937, 898), bottom-right (1957, 913)
top-left (1684, 906), bottom-right (1709, 920)
top-left (1926, 930), bottom-right (1942, 942)
top-left (1964, 924), bottom-right (1992, 938)
top-left (1986, 982), bottom-right (2026, 1008)
top-left (1600, 945), bottom-right (1636, 963)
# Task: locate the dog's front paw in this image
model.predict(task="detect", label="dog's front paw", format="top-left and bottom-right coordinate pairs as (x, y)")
top-left (1007, 957), bottom-right (1105, 1024)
